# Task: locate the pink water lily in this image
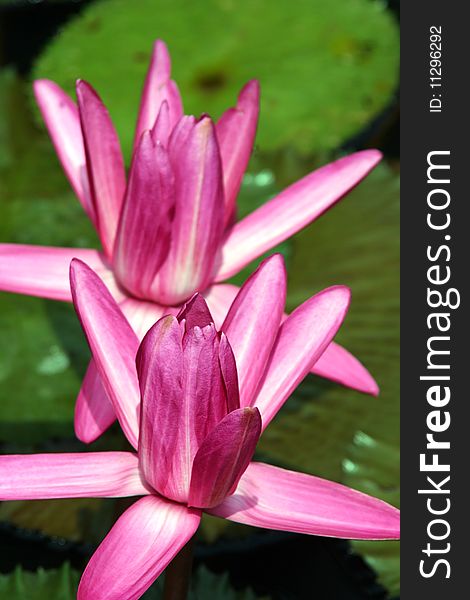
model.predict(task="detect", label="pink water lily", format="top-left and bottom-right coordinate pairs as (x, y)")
top-left (0, 256), bottom-right (399, 600)
top-left (0, 39), bottom-right (380, 445)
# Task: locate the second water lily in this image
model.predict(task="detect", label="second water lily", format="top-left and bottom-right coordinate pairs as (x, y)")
top-left (0, 256), bottom-right (399, 599)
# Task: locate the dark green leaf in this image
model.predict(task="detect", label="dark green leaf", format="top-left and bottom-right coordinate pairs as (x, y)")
top-left (0, 564), bottom-right (80, 600)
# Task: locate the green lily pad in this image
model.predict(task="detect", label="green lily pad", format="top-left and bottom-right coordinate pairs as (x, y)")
top-left (0, 564), bottom-right (258, 599)
top-left (343, 432), bottom-right (400, 596)
top-left (144, 566), bottom-right (260, 599)
top-left (0, 497), bottom-right (115, 543)
top-left (33, 0), bottom-right (398, 159)
top-left (0, 564), bottom-right (80, 600)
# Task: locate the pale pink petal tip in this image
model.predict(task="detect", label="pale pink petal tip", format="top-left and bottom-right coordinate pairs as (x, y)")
top-left (239, 79), bottom-right (260, 105)
top-left (134, 39), bottom-right (183, 150)
top-left (152, 39), bottom-right (172, 79)
top-left (312, 341), bottom-right (380, 397)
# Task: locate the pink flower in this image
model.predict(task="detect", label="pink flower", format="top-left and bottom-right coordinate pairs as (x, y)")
top-left (0, 39), bottom-right (380, 445)
top-left (0, 256), bottom-right (399, 600)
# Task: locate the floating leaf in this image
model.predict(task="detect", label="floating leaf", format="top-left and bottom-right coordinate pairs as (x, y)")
top-left (0, 497), bottom-right (117, 544)
top-left (143, 566), bottom-right (259, 599)
top-left (344, 432), bottom-right (400, 596)
top-left (0, 563), bottom-right (258, 600)
top-left (0, 293), bottom-right (86, 443)
top-left (0, 564), bottom-right (80, 600)
top-left (33, 0), bottom-right (398, 158)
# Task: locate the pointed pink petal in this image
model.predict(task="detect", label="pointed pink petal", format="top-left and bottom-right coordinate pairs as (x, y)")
top-left (203, 283), bottom-right (239, 329)
top-left (216, 150), bottom-right (382, 280)
top-left (218, 333), bottom-right (240, 413)
top-left (76, 80), bottom-right (126, 258)
top-left (0, 452), bottom-right (150, 500)
top-left (203, 283), bottom-right (378, 395)
top-left (176, 293), bottom-right (214, 329)
top-left (221, 255), bottom-right (286, 407)
top-left (70, 259), bottom-right (140, 448)
top-left (216, 80), bottom-right (260, 224)
top-left (189, 407), bottom-right (261, 509)
top-left (33, 80), bottom-right (94, 220)
top-left (74, 299), bottom-right (175, 445)
top-left (137, 315), bottom-right (230, 503)
top-left (210, 462), bottom-right (400, 540)
top-left (150, 116), bottom-right (225, 305)
top-left (113, 131), bottom-right (173, 298)
top-left (254, 286), bottom-right (351, 430)
top-left (78, 496), bottom-right (201, 600)
top-left (0, 244), bottom-right (121, 302)
top-left (134, 40), bottom-right (183, 149)
top-left (150, 100), bottom-right (172, 146)
top-left (74, 361), bottom-right (116, 444)
top-left (311, 341), bottom-right (379, 396)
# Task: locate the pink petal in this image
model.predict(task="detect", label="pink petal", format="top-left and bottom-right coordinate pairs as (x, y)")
top-left (216, 150), bottom-right (382, 280)
top-left (150, 100), bottom-right (172, 146)
top-left (70, 259), bottom-right (140, 448)
top-left (203, 283), bottom-right (239, 329)
top-left (74, 361), bottom-right (116, 444)
top-left (177, 293), bottom-right (214, 329)
top-left (254, 286), bottom-right (351, 429)
top-left (134, 40), bottom-right (183, 149)
top-left (216, 80), bottom-right (260, 224)
top-left (74, 299), bottom-right (174, 446)
top-left (149, 116), bottom-right (225, 305)
top-left (312, 341), bottom-right (379, 396)
top-left (189, 407), bottom-right (261, 509)
top-left (33, 80), bottom-right (94, 220)
top-left (113, 131), bottom-right (173, 298)
top-left (76, 80), bottom-right (126, 258)
top-left (218, 333), bottom-right (240, 413)
top-left (210, 462), bottom-right (400, 540)
top-left (0, 244), bottom-right (121, 302)
top-left (0, 452), bottom-right (150, 500)
top-left (78, 496), bottom-right (201, 600)
top-left (137, 315), bottom-right (230, 503)
top-left (203, 282), bottom-right (378, 395)
top-left (221, 255), bottom-right (286, 407)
